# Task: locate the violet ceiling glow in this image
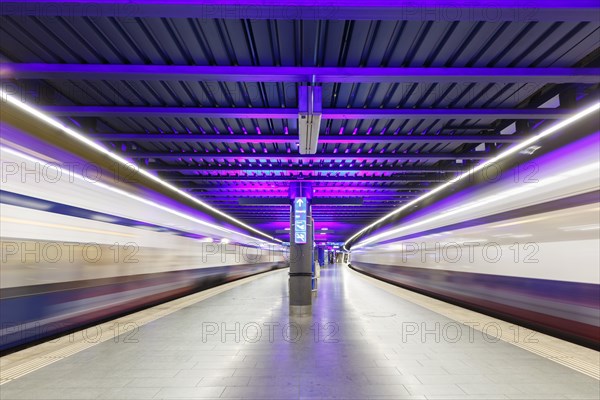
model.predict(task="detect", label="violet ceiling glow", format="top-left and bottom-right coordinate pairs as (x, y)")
top-left (345, 102), bottom-right (600, 250)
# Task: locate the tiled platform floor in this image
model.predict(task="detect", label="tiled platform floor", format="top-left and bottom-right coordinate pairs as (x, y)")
top-left (1, 264), bottom-right (598, 399)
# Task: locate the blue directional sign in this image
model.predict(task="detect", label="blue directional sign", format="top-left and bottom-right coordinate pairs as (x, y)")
top-left (294, 197), bottom-right (307, 244)
top-left (294, 232), bottom-right (306, 243)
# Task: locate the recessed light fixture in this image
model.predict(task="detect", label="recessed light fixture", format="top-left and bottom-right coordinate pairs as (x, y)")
top-left (520, 145), bottom-right (542, 155)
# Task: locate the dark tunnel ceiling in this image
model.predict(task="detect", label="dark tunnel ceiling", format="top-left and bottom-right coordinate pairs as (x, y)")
top-left (1, 1), bottom-right (599, 242)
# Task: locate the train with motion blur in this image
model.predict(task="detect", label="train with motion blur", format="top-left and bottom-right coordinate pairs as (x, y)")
top-left (0, 121), bottom-right (288, 353)
top-left (349, 130), bottom-right (600, 349)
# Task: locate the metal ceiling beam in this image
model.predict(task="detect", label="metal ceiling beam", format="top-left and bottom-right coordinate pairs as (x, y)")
top-left (205, 197), bottom-right (407, 200)
top-left (125, 151), bottom-right (492, 160)
top-left (45, 107), bottom-right (295, 119)
top-left (185, 186), bottom-right (431, 191)
top-left (326, 109), bottom-right (571, 120)
top-left (195, 191), bottom-right (422, 196)
top-left (227, 208), bottom-right (398, 211)
top-left (43, 106), bottom-right (572, 120)
top-left (225, 211), bottom-right (397, 214)
top-left (210, 203), bottom-right (405, 208)
top-left (145, 164), bottom-right (468, 173)
top-left (9, 64), bottom-right (600, 84)
top-left (209, 204), bottom-right (395, 208)
top-left (1, 1), bottom-right (597, 22)
top-left (144, 164), bottom-right (468, 173)
top-left (163, 175), bottom-right (450, 183)
top-left (241, 216), bottom-right (377, 219)
top-left (237, 198), bottom-right (364, 205)
top-left (211, 206), bottom-right (395, 209)
top-left (211, 203), bottom-right (405, 208)
top-left (90, 133), bottom-right (520, 143)
top-left (227, 209), bottom-right (397, 212)
top-left (185, 186), bottom-right (432, 192)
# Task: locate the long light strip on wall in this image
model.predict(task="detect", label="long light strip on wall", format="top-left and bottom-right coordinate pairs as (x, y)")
top-left (344, 101), bottom-right (600, 251)
top-left (0, 89), bottom-right (282, 244)
top-left (351, 161), bottom-right (599, 250)
top-left (0, 145), bottom-right (272, 245)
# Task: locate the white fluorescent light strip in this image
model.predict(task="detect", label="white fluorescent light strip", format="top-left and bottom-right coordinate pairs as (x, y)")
top-left (1, 90), bottom-right (281, 243)
top-left (344, 102), bottom-right (600, 250)
top-left (352, 162), bottom-right (598, 250)
top-left (1, 146), bottom-right (271, 244)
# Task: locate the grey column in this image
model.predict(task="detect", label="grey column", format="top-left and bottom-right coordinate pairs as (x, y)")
top-left (289, 185), bottom-right (314, 316)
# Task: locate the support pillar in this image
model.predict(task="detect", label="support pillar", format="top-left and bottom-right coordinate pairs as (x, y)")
top-left (317, 247), bottom-right (325, 267)
top-left (289, 183), bottom-right (313, 315)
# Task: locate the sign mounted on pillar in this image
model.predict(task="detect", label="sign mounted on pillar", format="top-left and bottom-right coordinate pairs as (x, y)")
top-left (294, 197), bottom-right (307, 244)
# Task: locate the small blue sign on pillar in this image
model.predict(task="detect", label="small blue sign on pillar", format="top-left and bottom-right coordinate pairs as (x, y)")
top-left (294, 197), bottom-right (307, 244)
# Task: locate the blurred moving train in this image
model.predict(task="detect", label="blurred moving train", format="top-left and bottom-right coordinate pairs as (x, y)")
top-left (0, 123), bottom-right (288, 353)
top-left (350, 132), bottom-right (600, 348)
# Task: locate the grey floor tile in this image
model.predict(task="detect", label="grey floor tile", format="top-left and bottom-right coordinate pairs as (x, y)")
top-left (126, 377), bottom-right (202, 387)
top-left (458, 383), bottom-right (523, 395)
top-left (197, 376), bottom-right (250, 387)
top-left (505, 395), bottom-right (568, 399)
top-left (404, 384), bottom-right (466, 396)
top-left (416, 374), bottom-right (493, 384)
top-left (367, 374), bottom-right (422, 385)
top-left (54, 377), bottom-right (132, 388)
top-left (425, 396), bottom-right (509, 400)
top-left (361, 384), bottom-right (412, 397)
top-left (153, 386), bottom-right (225, 399)
top-left (178, 368), bottom-right (236, 378)
top-left (221, 385), bottom-right (299, 399)
top-left (97, 387), bottom-right (161, 399)
top-left (361, 367), bottom-right (404, 376)
top-left (299, 383), bottom-right (364, 399)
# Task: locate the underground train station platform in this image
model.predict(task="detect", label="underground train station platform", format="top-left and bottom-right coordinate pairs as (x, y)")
top-left (1, 264), bottom-right (598, 400)
top-left (1, 1), bottom-right (600, 399)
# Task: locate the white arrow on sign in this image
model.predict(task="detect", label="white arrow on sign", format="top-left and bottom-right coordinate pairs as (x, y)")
top-left (296, 198), bottom-right (304, 207)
